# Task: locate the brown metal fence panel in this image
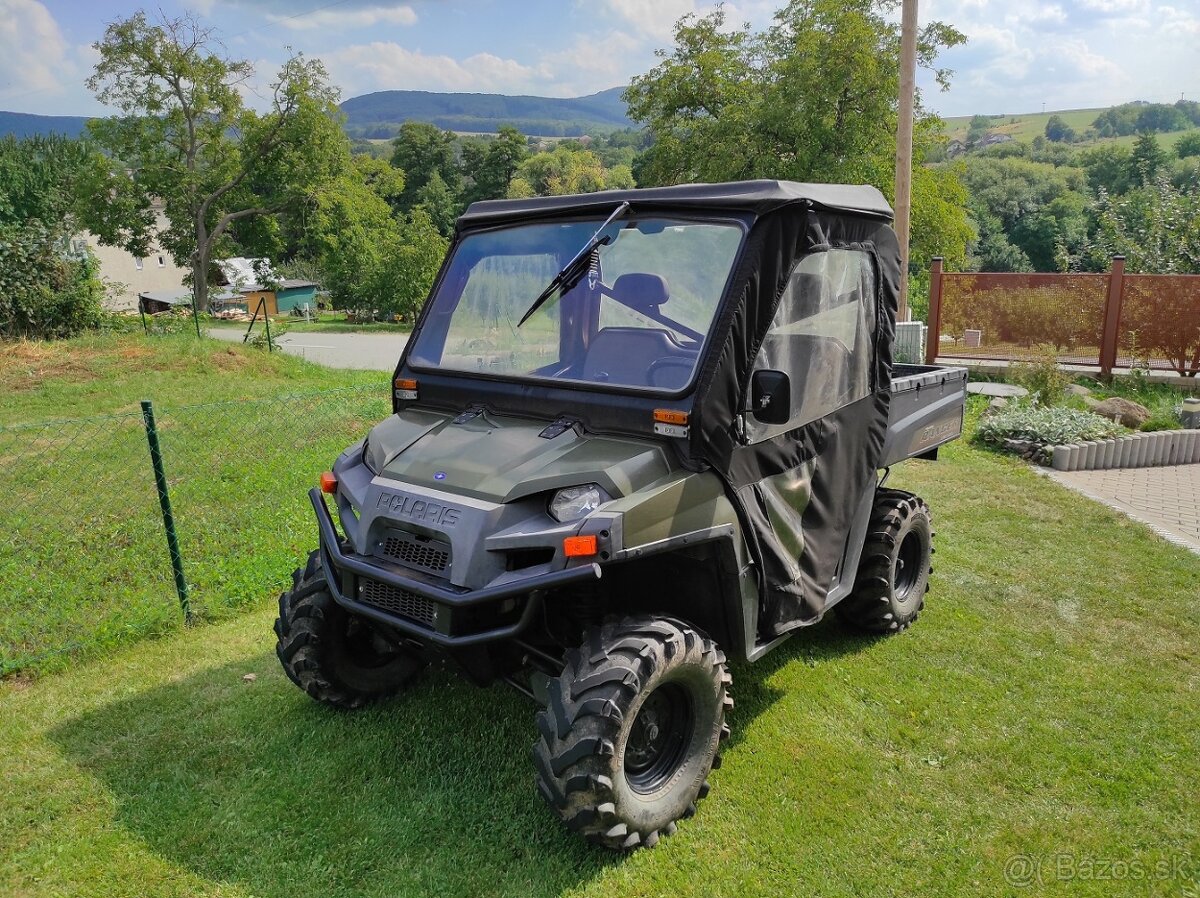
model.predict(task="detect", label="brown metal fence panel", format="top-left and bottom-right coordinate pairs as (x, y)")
top-left (1117, 274), bottom-right (1200, 376)
top-left (936, 272), bottom-right (1109, 366)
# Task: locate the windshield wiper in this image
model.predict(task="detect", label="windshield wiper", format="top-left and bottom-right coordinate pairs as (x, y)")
top-left (517, 201), bottom-right (630, 328)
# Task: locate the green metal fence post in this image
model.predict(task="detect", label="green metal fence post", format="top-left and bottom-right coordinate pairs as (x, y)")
top-left (265, 311), bottom-right (273, 352)
top-left (140, 400), bottom-right (192, 622)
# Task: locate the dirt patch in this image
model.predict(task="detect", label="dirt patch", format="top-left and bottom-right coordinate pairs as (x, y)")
top-left (211, 348), bottom-right (255, 371)
top-left (2, 341), bottom-right (102, 392)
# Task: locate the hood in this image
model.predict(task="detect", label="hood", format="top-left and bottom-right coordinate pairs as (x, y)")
top-left (367, 408), bottom-right (675, 503)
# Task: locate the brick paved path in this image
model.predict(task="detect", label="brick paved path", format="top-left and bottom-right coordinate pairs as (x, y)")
top-left (1046, 464), bottom-right (1200, 555)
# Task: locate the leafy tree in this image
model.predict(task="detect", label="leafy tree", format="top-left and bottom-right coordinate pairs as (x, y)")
top-left (79, 12), bottom-right (345, 311)
top-left (0, 135), bottom-right (94, 226)
top-left (508, 144), bottom-right (610, 196)
top-left (390, 121), bottom-right (460, 210)
top-left (960, 157), bottom-right (1088, 271)
top-left (1176, 131), bottom-right (1200, 159)
top-left (415, 170), bottom-right (461, 236)
top-left (1085, 176), bottom-right (1200, 274)
top-left (1044, 114), bottom-right (1075, 143)
top-left (462, 125), bottom-right (528, 203)
top-left (965, 114), bottom-right (993, 148)
top-left (624, 0), bottom-right (970, 274)
top-left (1079, 144), bottom-right (1133, 195)
top-left (304, 162), bottom-right (447, 319)
top-left (1129, 132), bottom-right (1168, 186)
top-left (0, 135), bottom-right (105, 338)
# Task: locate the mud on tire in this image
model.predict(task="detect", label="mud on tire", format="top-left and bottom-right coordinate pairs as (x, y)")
top-left (274, 550), bottom-right (423, 709)
top-left (532, 615), bottom-right (732, 850)
top-left (837, 488), bottom-right (933, 634)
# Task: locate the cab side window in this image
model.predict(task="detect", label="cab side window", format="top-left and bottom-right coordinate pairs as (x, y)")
top-left (747, 249), bottom-right (876, 441)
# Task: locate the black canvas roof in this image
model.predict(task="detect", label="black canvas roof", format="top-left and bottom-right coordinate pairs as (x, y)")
top-left (458, 179), bottom-right (894, 228)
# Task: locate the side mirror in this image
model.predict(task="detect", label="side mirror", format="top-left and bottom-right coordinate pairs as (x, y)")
top-left (751, 370), bottom-right (791, 425)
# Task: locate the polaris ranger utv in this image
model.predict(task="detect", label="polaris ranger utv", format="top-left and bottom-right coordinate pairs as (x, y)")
top-left (275, 180), bottom-right (967, 850)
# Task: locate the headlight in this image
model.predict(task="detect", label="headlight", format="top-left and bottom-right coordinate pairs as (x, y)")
top-left (361, 437), bottom-right (378, 474)
top-left (549, 483), bottom-right (609, 522)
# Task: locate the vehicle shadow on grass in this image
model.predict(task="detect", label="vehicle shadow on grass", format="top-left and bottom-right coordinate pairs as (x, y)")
top-left (50, 624), bottom-right (872, 897)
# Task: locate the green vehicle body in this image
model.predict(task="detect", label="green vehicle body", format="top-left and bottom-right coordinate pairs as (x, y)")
top-left (309, 180), bottom-right (967, 684)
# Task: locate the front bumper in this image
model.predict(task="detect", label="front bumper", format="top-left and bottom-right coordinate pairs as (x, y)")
top-left (311, 489), bottom-right (602, 646)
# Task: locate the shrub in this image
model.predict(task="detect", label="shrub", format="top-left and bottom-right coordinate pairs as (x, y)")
top-left (0, 225), bottom-right (103, 339)
top-left (1008, 344), bottom-right (1072, 404)
top-left (975, 404), bottom-right (1124, 450)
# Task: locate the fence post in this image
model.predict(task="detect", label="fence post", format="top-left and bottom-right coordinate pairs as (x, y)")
top-left (1099, 254), bottom-right (1126, 378)
top-left (925, 257), bottom-right (944, 364)
top-left (140, 400), bottom-right (192, 622)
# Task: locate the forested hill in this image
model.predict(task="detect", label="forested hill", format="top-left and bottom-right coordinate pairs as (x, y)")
top-left (0, 112), bottom-right (90, 139)
top-left (338, 86), bottom-right (632, 138)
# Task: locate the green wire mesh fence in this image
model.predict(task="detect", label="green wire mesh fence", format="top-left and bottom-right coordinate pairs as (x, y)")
top-left (0, 385), bottom-right (389, 676)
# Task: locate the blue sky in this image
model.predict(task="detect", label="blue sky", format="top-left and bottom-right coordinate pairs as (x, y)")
top-left (1, 0), bottom-right (1197, 119)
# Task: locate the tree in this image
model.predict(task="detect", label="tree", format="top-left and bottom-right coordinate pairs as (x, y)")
top-left (462, 125), bottom-right (528, 203)
top-left (0, 135), bottom-right (105, 338)
top-left (390, 121), bottom-right (460, 211)
top-left (1044, 115), bottom-right (1075, 143)
top-left (1129, 132), bottom-right (1168, 186)
top-left (508, 144), bottom-right (612, 196)
top-left (624, 0), bottom-right (970, 275)
top-left (79, 12), bottom-right (345, 311)
top-left (303, 159), bottom-right (445, 320)
top-left (1175, 131), bottom-right (1200, 160)
top-left (415, 170), bottom-right (461, 236)
top-left (1080, 144), bottom-right (1133, 195)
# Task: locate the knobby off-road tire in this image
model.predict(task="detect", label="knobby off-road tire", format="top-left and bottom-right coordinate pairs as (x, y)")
top-left (532, 616), bottom-right (732, 851)
top-left (838, 489), bottom-right (934, 634)
top-left (275, 550), bottom-right (423, 709)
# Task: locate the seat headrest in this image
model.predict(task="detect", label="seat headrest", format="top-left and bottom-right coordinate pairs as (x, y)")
top-left (790, 272), bottom-right (834, 300)
top-left (611, 273), bottom-right (669, 313)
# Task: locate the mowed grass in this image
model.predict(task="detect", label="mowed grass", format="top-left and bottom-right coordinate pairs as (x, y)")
top-left (0, 333), bottom-right (388, 674)
top-left (2, 402), bottom-right (1198, 897)
top-left (0, 331), bottom-right (381, 424)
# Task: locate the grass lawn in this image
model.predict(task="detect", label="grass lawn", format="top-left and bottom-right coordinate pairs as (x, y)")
top-left (2, 399), bottom-right (1198, 897)
top-left (209, 312), bottom-right (412, 336)
top-left (1, 333), bottom-right (387, 674)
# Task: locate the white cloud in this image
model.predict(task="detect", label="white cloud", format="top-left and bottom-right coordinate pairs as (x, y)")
top-left (598, 0), bottom-right (699, 40)
top-left (0, 0), bottom-right (70, 100)
top-left (267, 4), bottom-right (418, 31)
top-left (324, 42), bottom-right (551, 96)
top-left (1157, 4), bottom-right (1200, 34)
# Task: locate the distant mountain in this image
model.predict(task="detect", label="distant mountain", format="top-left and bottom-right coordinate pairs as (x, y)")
top-left (0, 111), bottom-right (91, 139)
top-left (339, 87), bottom-right (633, 138)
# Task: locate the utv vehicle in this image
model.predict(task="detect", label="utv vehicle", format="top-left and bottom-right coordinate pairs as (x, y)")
top-left (275, 180), bottom-right (967, 850)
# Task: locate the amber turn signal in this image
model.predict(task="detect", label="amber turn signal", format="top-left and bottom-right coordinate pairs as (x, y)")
top-left (563, 534), bottom-right (598, 557)
top-left (653, 409), bottom-right (689, 426)
top-left (394, 377), bottom-right (418, 391)
top-left (319, 471), bottom-right (338, 494)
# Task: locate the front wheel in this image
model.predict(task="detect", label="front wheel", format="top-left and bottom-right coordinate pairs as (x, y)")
top-left (274, 550), bottom-right (424, 709)
top-left (532, 616), bottom-right (732, 850)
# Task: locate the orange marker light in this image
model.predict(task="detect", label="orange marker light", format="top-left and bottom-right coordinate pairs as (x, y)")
top-left (394, 377), bottom-right (418, 391)
top-left (563, 535), bottom-right (598, 557)
top-left (319, 471), bottom-right (338, 494)
top-left (653, 409), bottom-right (689, 426)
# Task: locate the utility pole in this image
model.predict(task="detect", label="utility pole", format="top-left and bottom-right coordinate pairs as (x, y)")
top-left (894, 0), bottom-right (918, 322)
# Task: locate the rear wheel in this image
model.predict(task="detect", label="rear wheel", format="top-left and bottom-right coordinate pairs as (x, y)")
top-left (532, 616), bottom-right (732, 850)
top-left (837, 489), bottom-right (933, 634)
top-left (274, 550), bottom-right (423, 709)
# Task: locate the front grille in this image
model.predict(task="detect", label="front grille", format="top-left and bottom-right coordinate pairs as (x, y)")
top-left (378, 530), bottom-right (451, 575)
top-left (357, 577), bottom-right (437, 627)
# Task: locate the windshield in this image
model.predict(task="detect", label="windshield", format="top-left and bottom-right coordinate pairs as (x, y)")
top-left (407, 217), bottom-right (744, 392)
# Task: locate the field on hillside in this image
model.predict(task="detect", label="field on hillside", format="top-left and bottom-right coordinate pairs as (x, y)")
top-left (942, 107), bottom-right (1197, 150)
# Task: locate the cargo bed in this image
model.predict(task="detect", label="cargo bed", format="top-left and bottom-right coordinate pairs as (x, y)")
top-left (881, 363), bottom-right (969, 466)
